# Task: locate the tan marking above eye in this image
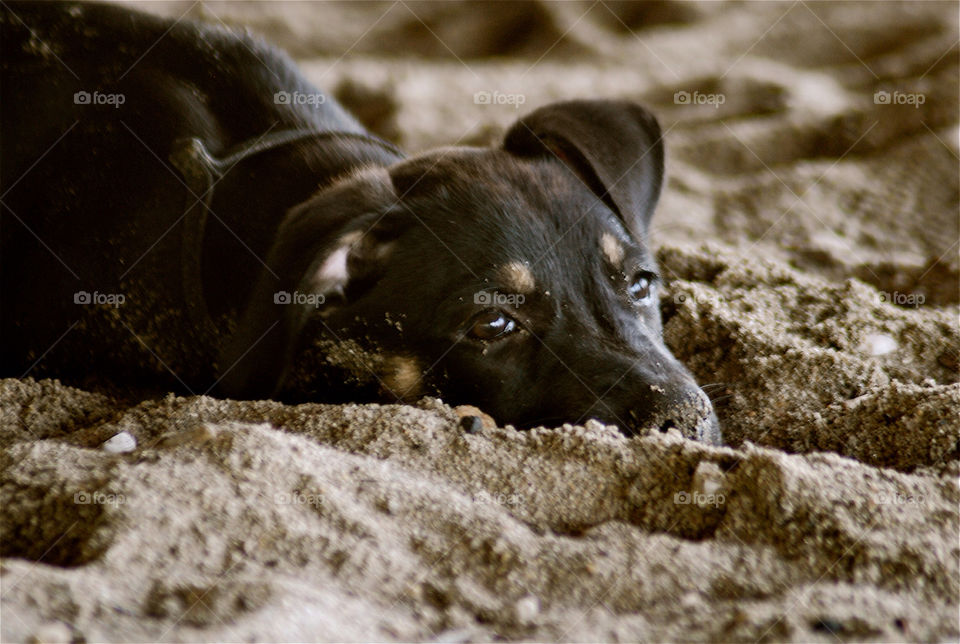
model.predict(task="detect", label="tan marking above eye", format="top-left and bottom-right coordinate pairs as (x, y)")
top-left (495, 261), bottom-right (536, 294)
top-left (600, 232), bottom-right (624, 266)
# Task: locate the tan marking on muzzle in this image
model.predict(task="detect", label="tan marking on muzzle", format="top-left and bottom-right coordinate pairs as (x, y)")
top-left (600, 232), bottom-right (624, 267)
top-left (496, 261), bottom-right (535, 294)
top-left (380, 355), bottom-right (423, 402)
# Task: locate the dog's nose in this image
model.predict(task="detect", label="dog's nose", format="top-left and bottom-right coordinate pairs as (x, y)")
top-left (637, 384), bottom-right (722, 445)
top-left (604, 376), bottom-right (720, 444)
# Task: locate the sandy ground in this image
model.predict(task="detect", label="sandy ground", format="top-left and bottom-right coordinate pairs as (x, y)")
top-left (2, 1), bottom-right (958, 642)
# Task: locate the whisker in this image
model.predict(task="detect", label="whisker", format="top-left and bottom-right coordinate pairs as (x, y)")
top-left (700, 383), bottom-right (727, 391)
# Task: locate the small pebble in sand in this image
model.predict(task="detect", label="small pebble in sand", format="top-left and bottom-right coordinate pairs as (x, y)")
top-left (680, 591), bottom-right (701, 609)
top-left (101, 430), bottom-right (136, 453)
top-left (454, 405), bottom-right (496, 431)
top-left (514, 595), bottom-right (540, 623)
top-left (458, 415), bottom-right (484, 434)
top-left (861, 333), bottom-right (898, 356)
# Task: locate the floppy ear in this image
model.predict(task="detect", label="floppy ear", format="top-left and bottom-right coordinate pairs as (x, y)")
top-left (502, 99), bottom-right (665, 237)
top-left (217, 167), bottom-right (400, 399)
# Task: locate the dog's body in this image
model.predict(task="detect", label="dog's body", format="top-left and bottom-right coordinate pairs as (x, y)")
top-left (1, 2), bottom-right (720, 443)
top-left (1, 1), bottom-right (393, 389)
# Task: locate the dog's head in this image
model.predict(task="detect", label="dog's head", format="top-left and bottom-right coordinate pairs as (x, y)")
top-left (220, 100), bottom-right (720, 444)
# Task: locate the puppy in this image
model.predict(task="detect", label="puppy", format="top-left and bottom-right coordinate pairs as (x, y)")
top-left (0, 1), bottom-right (720, 443)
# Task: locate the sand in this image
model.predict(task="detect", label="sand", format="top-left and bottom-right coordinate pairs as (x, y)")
top-left (2, 1), bottom-right (958, 642)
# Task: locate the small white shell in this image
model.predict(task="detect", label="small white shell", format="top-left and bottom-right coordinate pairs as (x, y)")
top-left (862, 333), bottom-right (898, 356)
top-left (101, 430), bottom-right (136, 453)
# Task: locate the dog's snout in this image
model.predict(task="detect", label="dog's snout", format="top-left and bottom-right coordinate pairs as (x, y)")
top-left (646, 385), bottom-right (721, 445)
top-left (597, 363), bottom-right (722, 445)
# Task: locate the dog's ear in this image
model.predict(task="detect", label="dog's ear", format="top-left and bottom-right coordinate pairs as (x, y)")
top-left (217, 167), bottom-right (401, 400)
top-left (503, 99), bottom-right (664, 237)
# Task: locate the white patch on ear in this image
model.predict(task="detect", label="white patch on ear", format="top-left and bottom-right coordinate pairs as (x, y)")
top-left (497, 261), bottom-right (536, 294)
top-left (309, 231), bottom-right (362, 293)
top-left (600, 232), bottom-right (624, 267)
top-left (316, 246), bottom-right (349, 285)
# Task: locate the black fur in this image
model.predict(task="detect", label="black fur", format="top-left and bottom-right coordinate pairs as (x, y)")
top-left (1, 1), bottom-right (720, 443)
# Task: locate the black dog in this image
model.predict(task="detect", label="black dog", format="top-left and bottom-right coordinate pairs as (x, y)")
top-left (1, 2), bottom-right (720, 443)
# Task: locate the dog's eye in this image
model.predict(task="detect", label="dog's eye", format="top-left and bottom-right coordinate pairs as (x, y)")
top-left (628, 273), bottom-right (654, 302)
top-left (468, 310), bottom-right (517, 341)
